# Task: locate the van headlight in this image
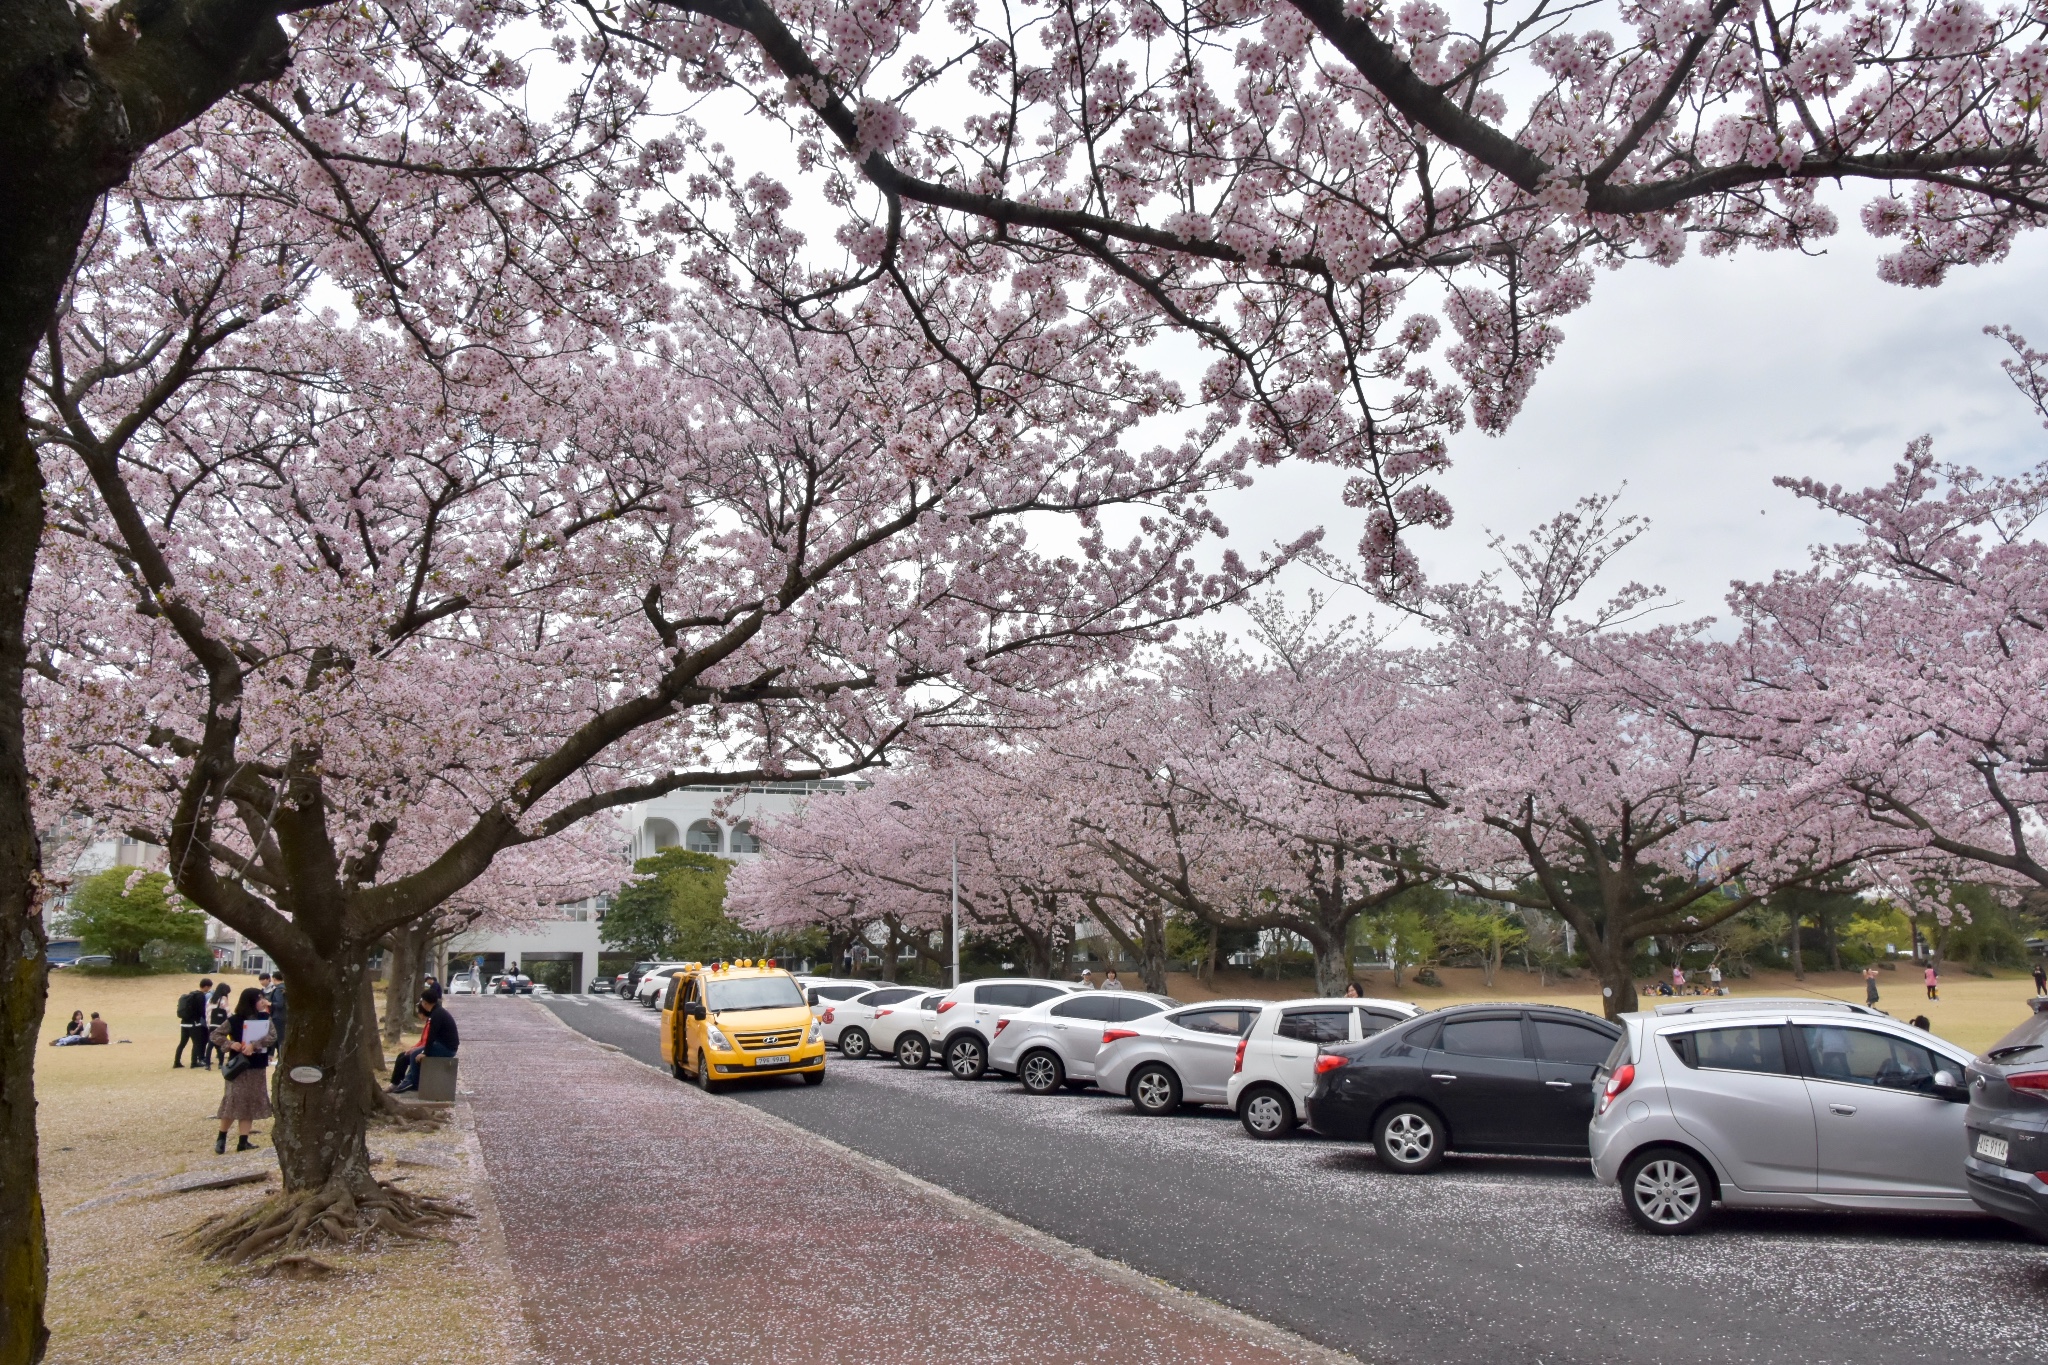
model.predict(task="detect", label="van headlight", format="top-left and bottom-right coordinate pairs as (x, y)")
top-left (705, 1024), bottom-right (732, 1053)
top-left (806, 1019), bottom-right (822, 1045)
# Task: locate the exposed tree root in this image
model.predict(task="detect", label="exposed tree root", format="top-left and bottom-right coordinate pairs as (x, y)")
top-left (256, 1254), bottom-right (338, 1280)
top-left (187, 1174), bottom-right (470, 1263)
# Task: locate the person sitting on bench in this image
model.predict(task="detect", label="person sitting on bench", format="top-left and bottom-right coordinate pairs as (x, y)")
top-left (389, 987), bottom-right (458, 1093)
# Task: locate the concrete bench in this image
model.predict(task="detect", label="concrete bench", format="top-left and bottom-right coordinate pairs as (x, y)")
top-left (416, 1054), bottom-right (459, 1102)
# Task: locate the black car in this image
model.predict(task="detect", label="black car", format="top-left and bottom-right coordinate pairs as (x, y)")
top-left (1963, 995), bottom-right (2048, 1237)
top-left (1306, 1003), bottom-right (1622, 1172)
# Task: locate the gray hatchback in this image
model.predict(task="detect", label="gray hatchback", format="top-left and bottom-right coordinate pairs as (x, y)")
top-left (1963, 995), bottom-right (2048, 1237)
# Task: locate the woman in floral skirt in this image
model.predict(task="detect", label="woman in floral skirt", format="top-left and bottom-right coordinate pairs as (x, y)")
top-left (213, 986), bottom-right (274, 1153)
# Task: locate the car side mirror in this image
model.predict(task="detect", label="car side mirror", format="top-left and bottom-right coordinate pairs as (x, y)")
top-left (1928, 1069), bottom-right (1969, 1102)
top-left (684, 1001), bottom-right (705, 1020)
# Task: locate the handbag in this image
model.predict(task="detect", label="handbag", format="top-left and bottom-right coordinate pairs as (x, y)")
top-left (221, 1050), bottom-right (251, 1081)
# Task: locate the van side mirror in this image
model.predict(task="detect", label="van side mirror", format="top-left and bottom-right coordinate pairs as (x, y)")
top-left (684, 1001), bottom-right (705, 1020)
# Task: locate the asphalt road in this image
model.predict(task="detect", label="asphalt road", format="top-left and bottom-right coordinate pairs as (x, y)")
top-left (543, 993), bottom-right (2046, 1365)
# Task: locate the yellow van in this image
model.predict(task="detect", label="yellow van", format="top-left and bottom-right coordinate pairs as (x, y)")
top-left (659, 961), bottom-right (825, 1089)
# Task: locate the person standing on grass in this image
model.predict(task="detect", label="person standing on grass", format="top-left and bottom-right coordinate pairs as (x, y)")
top-left (2033, 961), bottom-right (2046, 997)
top-left (1709, 964), bottom-right (1723, 994)
top-left (1864, 965), bottom-right (1881, 1007)
top-left (1344, 982), bottom-right (1363, 998)
top-left (213, 987), bottom-right (274, 1153)
top-left (203, 981), bottom-right (231, 1070)
top-left (174, 978), bottom-right (212, 1068)
top-left (1102, 970), bottom-right (1125, 990)
top-left (1924, 963), bottom-right (1939, 1001)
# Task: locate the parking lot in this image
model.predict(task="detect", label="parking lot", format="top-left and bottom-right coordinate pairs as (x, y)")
top-left (545, 993), bottom-right (2045, 1365)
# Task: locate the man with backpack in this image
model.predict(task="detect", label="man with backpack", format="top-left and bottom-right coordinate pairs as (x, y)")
top-left (174, 978), bottom-right (213, 1068)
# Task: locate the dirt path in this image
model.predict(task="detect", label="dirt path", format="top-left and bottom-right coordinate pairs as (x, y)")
top-left (458, 998), bottom-right (1345, 1365)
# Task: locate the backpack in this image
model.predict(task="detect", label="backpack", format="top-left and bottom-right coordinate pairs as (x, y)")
top-left (176, 990), bottom-right (204, 1024)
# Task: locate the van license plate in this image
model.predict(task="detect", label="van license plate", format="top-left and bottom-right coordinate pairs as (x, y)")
top-left (757, 1055), bottom-right (790, 1067)
top-left (1976, 1134), bottom-right (2009, 1164)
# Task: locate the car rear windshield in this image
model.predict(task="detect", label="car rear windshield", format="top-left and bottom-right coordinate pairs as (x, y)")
top-left (1986, 1003), bottom-right (2048, 1064)
top-left (708, 977), bottom-right (806, 1012)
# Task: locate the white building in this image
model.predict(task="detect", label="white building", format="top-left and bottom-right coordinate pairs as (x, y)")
top-left (445, 780), bottom-right (861, 991)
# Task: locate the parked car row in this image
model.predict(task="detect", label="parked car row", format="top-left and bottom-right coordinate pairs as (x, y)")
top-left (765, 973), bottom-right (2047, 1240)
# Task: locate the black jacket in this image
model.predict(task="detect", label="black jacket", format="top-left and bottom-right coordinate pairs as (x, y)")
top-left (422, 1004), bottom-right (459, 1055)
top-left (176, 990), bottom-right (206, 1024)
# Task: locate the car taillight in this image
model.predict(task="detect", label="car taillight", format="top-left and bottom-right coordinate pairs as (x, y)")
top-left (1596, 1062), bottom-right (1636, 1116)
top-left (1233, 1037), bottom-right (1247, 1074)
top-left (874, 1008), bottom-right (893, 1017)
top-left (1314, 1054), bottom-right (1347, 1075)
top-left (822, 1007), bottom-right (835, 1024)
top-left (2009, 1070), bottom-right (2048, 1096)
top-left (993, 1017), bottom-right (1011, 1037)
top-left (1102, 1029), bottom-right (1139, 1045)
top-left (937, 1000), bottom-right (957, 1014)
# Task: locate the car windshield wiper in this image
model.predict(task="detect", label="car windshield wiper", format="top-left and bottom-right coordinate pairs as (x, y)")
top-left (713, 1003), bottom-right (799, 1013)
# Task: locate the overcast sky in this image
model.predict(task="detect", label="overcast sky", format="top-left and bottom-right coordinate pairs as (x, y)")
top-left (1228, 200), bottom-right (2048, 636)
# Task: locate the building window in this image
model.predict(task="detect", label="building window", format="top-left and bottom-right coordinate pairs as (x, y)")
top-left (685, 820), bottom-right (723, 854)
top-left (644, 818), bottom-right (679, 854)
top-left (729, 821), bottom-right (760, 854)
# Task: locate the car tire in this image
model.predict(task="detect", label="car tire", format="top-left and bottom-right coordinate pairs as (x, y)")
top-left (1622, 1148), bottom-right (1715, 1234)
top-left (1129, 1064), bottom-right (1182, 1116)
top-left (945, 1035), bottom-right (987, 1080)
top-left (801, 1068), bottom-right (826, 1087)
top-left (1373, 1103), bottom-right (1447, 1173)
top-left (1238, 1084), bottom-right (1296, 1139)
top-left (1019, 1049), bottom-right (1065, 1095)
top-left (840, 1028), bottom-right (871, 1060)
top-left (671, 1057), bottom-right (685, 1082)
top-left (895, 1034), bottom-right (930, 1069)
top-left (696, 1052), bottom-right (719, 1092)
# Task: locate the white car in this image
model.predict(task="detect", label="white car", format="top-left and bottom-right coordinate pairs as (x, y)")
top-left (1226, 996), bottom-right (1422, 1138)
top-left (870, 990), bottom-right (949, 1068)
top-left (448, 977), bottom-right (478, 996)
top-left (798, 978), bottom-right (881, 1019)
top-left (988, 990), bottom-right (1177, 1093)
top-left (635, 963), bottom-right (692, 1007)
top-left (934, 978), bottom-right (1081, 1079)
top-left (821, 984), bottom-right (929, 1058)
top-left (1589, 998), bottom-right (1976, 1233)
top-left (1093, 999), bottom-right (1268, 1114)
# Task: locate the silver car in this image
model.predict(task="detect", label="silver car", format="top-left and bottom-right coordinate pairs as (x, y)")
top-left (1094, 999), bottom-right (1268, 1114)
top-left (1589, 998), bottom-right (1976, 1233)
top-left (989, 990), bottom-right (1177, 1093)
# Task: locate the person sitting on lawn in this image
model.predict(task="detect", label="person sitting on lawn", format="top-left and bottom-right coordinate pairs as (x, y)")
top-left (49, 1010), bottom-right (86, 1045)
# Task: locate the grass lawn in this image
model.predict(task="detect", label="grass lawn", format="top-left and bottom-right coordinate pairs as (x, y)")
top-left (35, 971), bottom-right (527, 1364)
top-left (1167, 963), bottom-right (2039, 1054)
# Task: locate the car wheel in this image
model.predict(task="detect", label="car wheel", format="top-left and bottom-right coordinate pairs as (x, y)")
top-left (1129, 1064), bottom-right (1182, 1116)
top-left (945, 1035), bottom-right (987, 1080)
top-left (801, 1068), bottom-right (826, 1087)
top-left (1238, 1084), bottom-right (1296, 1139)
top-left (895, 1034), bottom-right (930, 1069)
top-left (671, 1056), bottom-right (685, 1081)
top-left (840, 1028), bottom-right (871, 1060)
top-left (1019, 1049), bottom-right (1065, 1095)
top-left (696, 1052), bottom-right (719, 1092)
top-left (1622, 1149), bottom-right (1714, 1234)
top-left (1373, 1103), bottom-right (1446, 1173)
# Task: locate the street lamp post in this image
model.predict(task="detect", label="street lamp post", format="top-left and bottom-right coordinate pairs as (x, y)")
top-left (890, 800), bottom-right (960, 988)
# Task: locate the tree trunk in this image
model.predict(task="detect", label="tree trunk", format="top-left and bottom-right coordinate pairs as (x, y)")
top-left (880, 922), bottom-right (900, 983)
top-left (1823, 907), bottom-right (1841, 973)
top-left (1482, 935), bottom-right (1500, 989)
top-left (1309, 931), bottom-right (1350, 997)
top-left (380, 923), bottom-right (429, 1044)
top-left (1588, 941), bottom-right (1638, 1021)
top-left (1136, 914), bottom-right (1168, 996)
top-left (1790, 913), bottom-right (1805, 981)
top-left (1202, 922), bottom-right (1218, 985)
top-left (270, 947), bottom-right (379, 1195)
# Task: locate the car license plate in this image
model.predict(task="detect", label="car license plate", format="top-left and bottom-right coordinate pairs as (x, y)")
top-left (756, 1055), bottom-right (790, 1067)
top-left (1975, 1133), bottom-right (2009, 1164)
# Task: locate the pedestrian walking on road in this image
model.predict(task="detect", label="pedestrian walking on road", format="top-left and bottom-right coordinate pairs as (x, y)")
top-left (1924, 963), bottom-right (1939, 1001)
top-left (1864, 965), bottom-right (1881, 1006)
top-left (1102, 970), bottom-right (1125, 991)
top-left (214, 987), bottom-right (274, 1153)
top-left (174, 978), bottom-right (212, 1068)
top-left (2033, 961), bottom-right (2046, 996)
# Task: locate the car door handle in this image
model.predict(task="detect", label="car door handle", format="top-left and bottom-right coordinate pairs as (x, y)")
top-left (1429, 1073), bottom-right (1457, 1082)
top-left (1545, 1080), bottom-right (1573, 1089)
top-left (1829, 1103), bottom-right (1857, 1115)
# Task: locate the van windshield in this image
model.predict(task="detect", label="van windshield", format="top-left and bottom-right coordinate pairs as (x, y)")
top-left (707, 977), bottom-right (806, 1013)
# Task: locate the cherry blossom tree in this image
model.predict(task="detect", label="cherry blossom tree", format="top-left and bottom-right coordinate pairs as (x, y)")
top-left (24, 15), bottom-right (1264, 1260)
